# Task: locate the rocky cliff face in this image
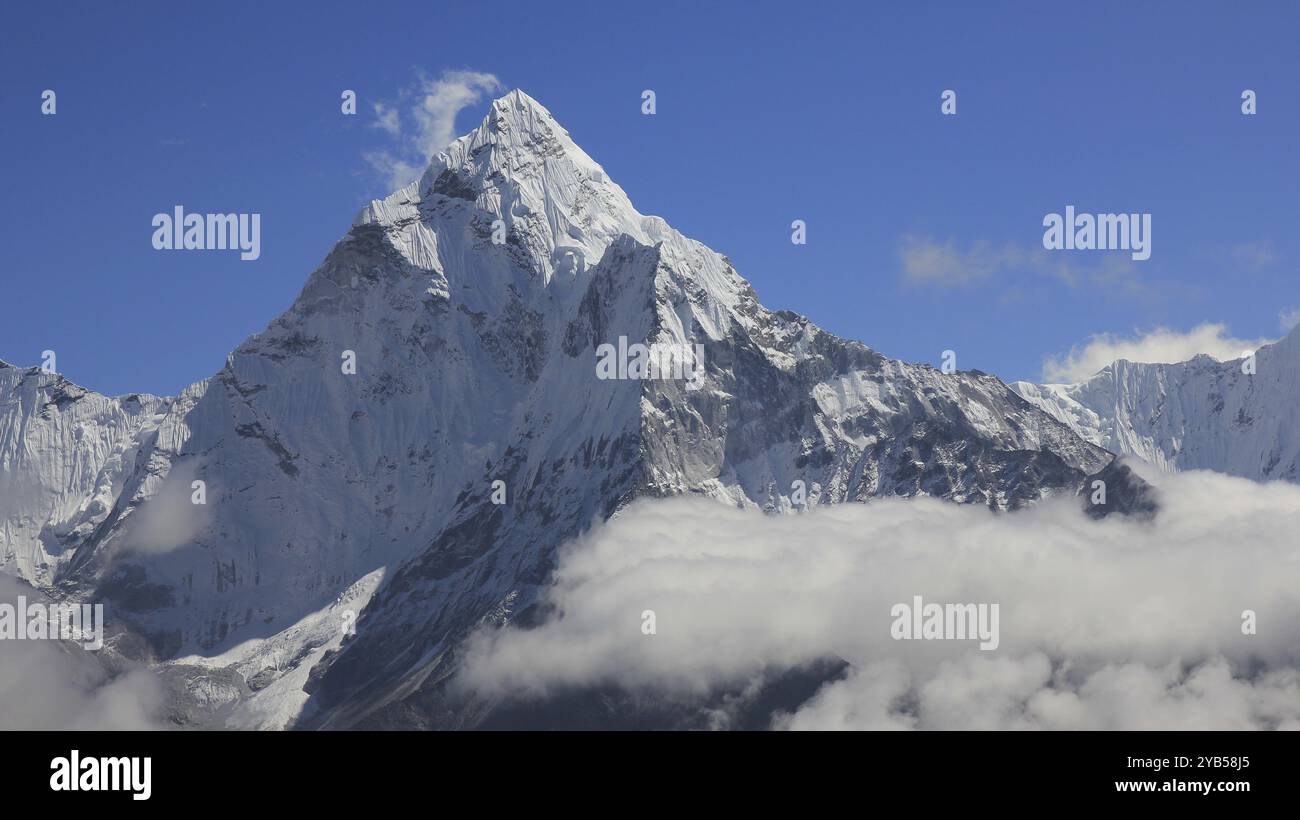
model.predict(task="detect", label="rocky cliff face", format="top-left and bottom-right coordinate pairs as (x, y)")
top-left (0, 91), bottom-right (1120, 728)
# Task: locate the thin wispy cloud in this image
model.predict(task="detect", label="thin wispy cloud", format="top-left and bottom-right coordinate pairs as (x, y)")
top-left (120, 461), bottom-right (212, 556)
top-left (899, 235), bottom-right (1145, 294)
top-left (1230, 240), bottom-right (1279, 270)
top-left (364, 68), bottom-right (503, 192)
top-left (1041, 322), bottom-right (1274, 383)
top-left (899, 235), bottom-right (1029, 286)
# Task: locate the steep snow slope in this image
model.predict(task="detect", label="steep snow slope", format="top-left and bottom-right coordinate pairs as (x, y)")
top-left (0, 362), bottom-right (170, 584)
top-left (1012, 327), bottom-right (1300, 481)
top-left (1, 91), bottom-right (1120, 728)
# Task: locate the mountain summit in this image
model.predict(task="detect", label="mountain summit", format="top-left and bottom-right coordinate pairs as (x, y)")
top-left (1, 91), bottom-right (1122, 728)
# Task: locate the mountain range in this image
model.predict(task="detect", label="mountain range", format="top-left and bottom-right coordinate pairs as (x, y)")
top-left (1, 90), bottom-right (1286, 729)
top-left (1011, 329), bottom-right (1300, 482)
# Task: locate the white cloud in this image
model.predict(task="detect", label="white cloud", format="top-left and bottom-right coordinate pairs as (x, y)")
top-left (1041, 323), bottom-right (1274, 383)
top-left (781, 654), bottom-right (1300, 731)
top-left (364, 69), bottom-right (503, 192)
top-left (1280, 308), bottom-right (1300, 332)
top-left (457, 469), bottom-right (1300, 730)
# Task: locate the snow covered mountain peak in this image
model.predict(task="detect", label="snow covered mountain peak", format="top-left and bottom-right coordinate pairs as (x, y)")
top-left (352, 88), bottom-right (748, 339)
top-left (1013, 324), bottom-right (1300, 481)
top-left (434, 88), bottom-right (613, 200)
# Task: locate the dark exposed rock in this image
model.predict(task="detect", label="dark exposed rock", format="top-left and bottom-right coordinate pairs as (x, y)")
top-left (1081, 458), bottom-right (1159, 521)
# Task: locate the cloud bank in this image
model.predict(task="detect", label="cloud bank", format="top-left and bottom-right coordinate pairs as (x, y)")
top-left (458, 470), bottom-right (1300, 729)
top-left (1041, 323), bottom-right (1275, 383)
top-left (364, 69), bottom-right (503, 191)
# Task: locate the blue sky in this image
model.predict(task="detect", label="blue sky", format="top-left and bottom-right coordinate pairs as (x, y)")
top-left (1, 0), bottom-right (1297, 396)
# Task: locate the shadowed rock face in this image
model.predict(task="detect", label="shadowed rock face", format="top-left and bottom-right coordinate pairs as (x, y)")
top-left (1080, 458), bottom-right (1159, 521)
top-left (0, 91), bottom-right (1139, 730)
